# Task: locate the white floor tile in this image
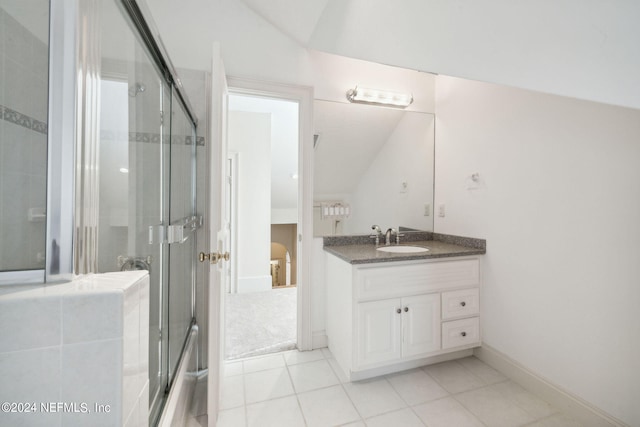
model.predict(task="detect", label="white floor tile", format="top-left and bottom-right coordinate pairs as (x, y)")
top-left (246, 395), bottom-right (305, 427)
top-left (244, 367), bottom-right (294, 404)
top-left (321, 347), bottom-right (333, 359)
top-left (491, 381), bottom-right (557, 419)
top-left (224, 361), bottom-right (244, 377)
top-left (457, 356), bottom-right (507, 385)
top-left (220, 375), bottom-right (244, 410)
top-left (365, 407), bottom-right (425, 427)
top-left (343, 377), bottom-right (407, 418)
top-left (386, 368), bottom-right (449, 406)
top-left (218, 350), bottom-right (574, 427)
top-left (217, 406), bottom-right (246, 427)
top-left (413, 397), bottom-right (484, 427)
top-left (284, 348), bottom-right (325, 365)
top-left (297, 385), bottom-right (360, 427)
top-left (243, 353), bottom-right (285, 373)
top-left (424, 361), bottom-right (484, 393)
top-left (455, 383), bottom-right (537, 427)
top-left (525, 413), bottom-right (583, 427)
top-left (288, 359), bottom-right (340, 393)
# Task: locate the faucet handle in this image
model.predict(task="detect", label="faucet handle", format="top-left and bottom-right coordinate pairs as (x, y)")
top-left (369, 234), bottom-right (380, 246)
top-left (396, 233), bottom-right (405, 245)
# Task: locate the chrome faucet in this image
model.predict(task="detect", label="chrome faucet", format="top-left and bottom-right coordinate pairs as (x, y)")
top-left (384, 228), bottom-right (396, 246)
top-left (370, 224), bottom-right (383, 246)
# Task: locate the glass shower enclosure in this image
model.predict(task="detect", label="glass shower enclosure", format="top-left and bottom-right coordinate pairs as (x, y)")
top-left (92, 1), bottom-right (200, 423)
top-left (0, 0), bottom-right (200, 424)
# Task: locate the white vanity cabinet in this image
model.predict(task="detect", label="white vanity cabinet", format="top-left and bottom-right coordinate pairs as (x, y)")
top-left (326, 253), bottom-right (482, 381)
top-left (357, 293), bottom-right (441, 367)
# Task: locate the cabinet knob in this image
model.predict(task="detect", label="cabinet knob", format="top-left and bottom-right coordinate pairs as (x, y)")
top-left (404, 307), bottom-right (409, 312)
top-left (460, 301), bottom-right (466, 307)
top-left (461, 331), bottom-right (467, 337)
top-left (396, 308), bottom-right (401, 314)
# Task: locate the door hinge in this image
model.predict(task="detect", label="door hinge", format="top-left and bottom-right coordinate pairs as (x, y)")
top-left (148, 224), bottom-right (166, 245)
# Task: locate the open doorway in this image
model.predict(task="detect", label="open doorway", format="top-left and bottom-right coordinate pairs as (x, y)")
top-left (223, 93), bottom-right (300, 360)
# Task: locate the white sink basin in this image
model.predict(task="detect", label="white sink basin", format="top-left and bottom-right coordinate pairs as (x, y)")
top-left (376, 245), bottom-right (429, 254)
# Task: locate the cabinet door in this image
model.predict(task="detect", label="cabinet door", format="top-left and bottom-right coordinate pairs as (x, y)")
top-left (402, 294), bottom-right (441, 358)
top-left (356, 299), bottom-right (402, 367)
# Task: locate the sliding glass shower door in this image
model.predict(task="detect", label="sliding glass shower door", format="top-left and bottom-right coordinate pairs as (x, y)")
top-left (94, 1), bottom-right (198, 423)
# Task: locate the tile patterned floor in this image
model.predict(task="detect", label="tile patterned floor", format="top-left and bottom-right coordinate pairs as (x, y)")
top-left (196, 349), bottom-right (583, 427)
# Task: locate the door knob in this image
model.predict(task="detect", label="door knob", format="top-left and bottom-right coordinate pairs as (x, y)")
top-left (199, 252), bottom-right (230, 264)
top-left (199, 252), bottom-right (220, 264)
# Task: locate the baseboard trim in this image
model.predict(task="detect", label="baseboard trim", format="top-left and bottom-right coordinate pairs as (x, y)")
top-left (311, 330), bottom-right (327, 349)
top-left (351, 349), bottom-right (473, 382)
top-left (474, 345), bottom-right (628, 427)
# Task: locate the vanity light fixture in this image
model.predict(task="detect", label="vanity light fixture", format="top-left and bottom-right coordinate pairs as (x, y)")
top-left (346, 86), bottom-right (413, 108)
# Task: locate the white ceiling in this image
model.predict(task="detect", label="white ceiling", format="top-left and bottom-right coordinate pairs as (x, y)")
top-left (239, 0), bottom-right (329, 45)
top-left (144, 0), bottom-right (640, 110)
top-left (235, 0), bottom-right (640, 111)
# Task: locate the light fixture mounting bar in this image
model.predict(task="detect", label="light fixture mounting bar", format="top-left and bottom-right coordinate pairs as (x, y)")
top-left (346, 86), bottom-right (413, 108)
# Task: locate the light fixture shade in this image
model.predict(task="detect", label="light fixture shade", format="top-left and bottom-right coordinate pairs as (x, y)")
top-left (346, 86), bottom-right (413, 108)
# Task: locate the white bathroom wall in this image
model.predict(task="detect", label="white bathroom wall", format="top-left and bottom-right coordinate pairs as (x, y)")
top-left (228, 111), bottom-right (272, 293)
top-left (434, 74), bottom-right (640, 426)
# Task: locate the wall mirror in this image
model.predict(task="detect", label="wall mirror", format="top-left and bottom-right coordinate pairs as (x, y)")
top-left (313, 100), bottom-right (435, 236)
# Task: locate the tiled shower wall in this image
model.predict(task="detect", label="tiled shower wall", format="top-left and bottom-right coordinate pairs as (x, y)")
top-left (0, 6), bottom-right (49, 271)
top-left (0, 271), bottom-right (150, 427)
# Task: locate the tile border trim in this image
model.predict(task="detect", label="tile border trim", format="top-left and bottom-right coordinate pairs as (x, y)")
top-left (0, 104), bottom-right (48, 135)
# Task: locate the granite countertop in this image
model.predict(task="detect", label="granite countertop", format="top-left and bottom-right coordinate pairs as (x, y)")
top-left (322, 232), bottom-right (486, 264)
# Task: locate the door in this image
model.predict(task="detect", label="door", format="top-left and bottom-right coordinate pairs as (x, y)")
top-left (207, 42), bottom-right (229, 423)
top-left (402, 294), bottom-right (441, 358)
top-left (356, 299), bottom-right (403, 367)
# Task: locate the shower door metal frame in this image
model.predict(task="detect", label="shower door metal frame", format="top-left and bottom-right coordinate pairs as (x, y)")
top-left (39, 0), bottom-right (201, 423)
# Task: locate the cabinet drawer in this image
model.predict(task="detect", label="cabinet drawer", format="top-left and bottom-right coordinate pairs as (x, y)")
top-left (441, 317), bottom-right (480, 349)
top-left (356, 258), bottom-right (480, 300)
top-left (442, 288), bottom-right (479, 320)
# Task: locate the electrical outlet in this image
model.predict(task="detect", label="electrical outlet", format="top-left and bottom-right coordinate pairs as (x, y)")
top-left (423, 204), bottom-right (430, 216)
top-left (438, 204), bottom-right (446, 217)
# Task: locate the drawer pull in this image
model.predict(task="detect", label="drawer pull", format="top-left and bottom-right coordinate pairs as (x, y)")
top-left (404, 307), bottom-right (409, 312)
top-left (460, 301), bottom-right (466, 307)
top-left (461, 331), bottom-right (467, 337)
top-left (396, 308), bottom-right (401, 314)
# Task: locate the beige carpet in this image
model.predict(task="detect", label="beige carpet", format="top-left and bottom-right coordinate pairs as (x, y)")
top-left (224, 287), bottom-right (297, 360)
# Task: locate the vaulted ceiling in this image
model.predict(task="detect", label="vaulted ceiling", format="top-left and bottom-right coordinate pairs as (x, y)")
top-left (239, 0), bottom-right (640, 111)
top-left (146, 0), bottom-right (640, 110)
